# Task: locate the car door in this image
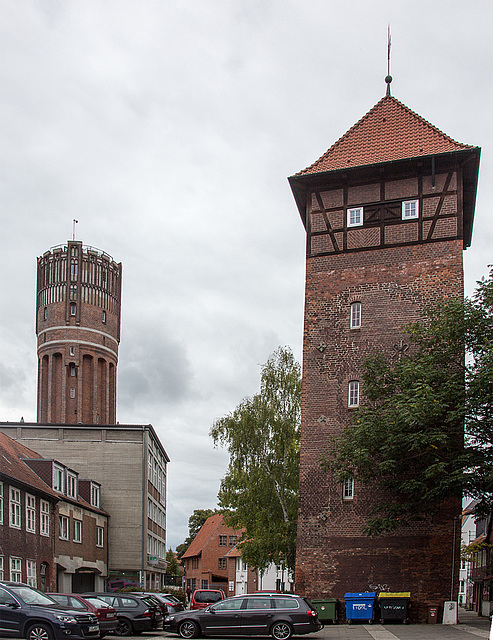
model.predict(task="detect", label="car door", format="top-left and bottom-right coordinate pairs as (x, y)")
top-left (0, 587), bottom-right (22, 637)
top-left (239, 597), bottom-right (274, 635)
top-left (200, 597), bottom-right (245, 635)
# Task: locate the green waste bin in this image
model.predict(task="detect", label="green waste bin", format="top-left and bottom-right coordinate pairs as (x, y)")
top-left (311, 599), bottom-right (338, 624)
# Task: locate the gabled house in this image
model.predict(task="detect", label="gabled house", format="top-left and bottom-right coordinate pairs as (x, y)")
top-left (181, 514), bottom-right (294, 596)
top-left (181, 514), bottom-right (242, 595)
top-left (0, 432), bottom-right (109, 592)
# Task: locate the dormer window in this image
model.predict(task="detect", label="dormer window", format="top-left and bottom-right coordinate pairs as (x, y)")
top-left (67, 471), bottom-right (78, 499)
top-left (402, 199), bottom-right (419, 220)
top-left (91, 482), bottom-right (101, 508)
top-left (347, 207), bottom-right (363, 227)
top-left (53, 464), bottom-right (65, 492)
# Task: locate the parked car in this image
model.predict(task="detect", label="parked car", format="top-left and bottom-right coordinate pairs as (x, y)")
top-left (164, 593), bottom-right (322, 640)
top-left (47, 594), bottom-right (118, 638)
top-left (0, 581), bottom-right (100, 640)
top-left (83, 592), bottom-right (162, 636)
top-left (190, 589), bottom-right (224, 610)
top-left (129, 592), bottom-right (185, 614)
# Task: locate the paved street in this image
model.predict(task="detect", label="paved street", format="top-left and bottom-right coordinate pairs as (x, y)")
top-left (90, 609), bottom-right (492, 640)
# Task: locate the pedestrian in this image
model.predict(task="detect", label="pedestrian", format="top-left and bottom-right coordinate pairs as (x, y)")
top-left (186, 586), bottom-right (192, 603)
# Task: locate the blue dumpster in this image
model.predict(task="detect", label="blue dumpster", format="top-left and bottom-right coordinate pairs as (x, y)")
top-left (344, 592), bottom-right (377, 624)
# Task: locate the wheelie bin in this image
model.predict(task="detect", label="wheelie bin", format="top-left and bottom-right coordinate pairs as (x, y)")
top-left (311, 599), bottom-right (338, 624)
top-left (378, 592), bottom-right (410, 624)
top-left (344, 592), bottom-right (377, 624)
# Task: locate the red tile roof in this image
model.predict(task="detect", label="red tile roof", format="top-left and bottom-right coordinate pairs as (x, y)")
top-left (181, 514), bottom-right (244, 558)
top-left (296, 95), bottom-right (474, 176)
top-left (0, 432), bottom-right (58, 498)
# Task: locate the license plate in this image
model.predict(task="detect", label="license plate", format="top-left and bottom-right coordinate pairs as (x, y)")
top-left (88, 626), bottom-right (99, 633)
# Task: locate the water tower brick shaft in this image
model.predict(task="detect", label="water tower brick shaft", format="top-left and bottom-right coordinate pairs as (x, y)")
top-left (36, 240), bottom-right (122, 424)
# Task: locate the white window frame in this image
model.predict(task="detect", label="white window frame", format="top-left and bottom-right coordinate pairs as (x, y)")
top-left (348, 381), bottom-right (360, 408)
top-left (402, 199), bottom-right (419, 220)
top-left (350, 302), bottom-right (361, 329)
top-left (53, 465), bottom-right (65, 493)
top-left (96, 526), bottom-right (104, 548)
top-left (9, 487), bottom-right (21, 529)
top-left (343, 477), bottom-right (354, 500)
top-left (66, 472), bottom-right (78, 499)
top-left (40, 500), bottom-right (50, 536)
top-left (10, 557), bottom-right (22, 582)
top-left (59, 515), bottom-right (69, 540)
top-left (347, 206), bottom-right (363, 227)
top-left (73, 519), bottom-right (82, 543)
top-left (0, 556), bottom-right (4, 580)
top-left (91, 483), bottom-right (101, 508)
top-left (70, 387), bottom-right (76, 399)
top-left (0, 482), bottom-right (3, 525)
top-left (26, 494), bottom-right (36, 533)
top-left (69, 346), bottom-right (75, 356)
top-left (26, 559), bottom-right (37, 587)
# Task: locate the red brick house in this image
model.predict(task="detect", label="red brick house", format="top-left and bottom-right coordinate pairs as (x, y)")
top-left (0, 432), bottom-right (109, 592)
top-left (0, 433), bottom-right (58, 590)
top-left (289, 90), bottom-right (480, 621)
top-left (181, 514), bottom-right (244, 595)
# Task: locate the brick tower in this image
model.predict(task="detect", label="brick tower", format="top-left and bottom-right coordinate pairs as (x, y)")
top-left (36, 240), bottom-right (122, 424)
top-left (289, 94), bottom-right (480, 620)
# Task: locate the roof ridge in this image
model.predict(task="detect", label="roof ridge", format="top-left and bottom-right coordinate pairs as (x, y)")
top-left (295, 94), bottom-right (474, 177)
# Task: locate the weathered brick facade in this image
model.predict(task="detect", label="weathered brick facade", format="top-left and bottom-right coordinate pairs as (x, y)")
top-left (36, 240), bottom-right (122, 424)
top-left (289, 95), bottom-right (480, 621)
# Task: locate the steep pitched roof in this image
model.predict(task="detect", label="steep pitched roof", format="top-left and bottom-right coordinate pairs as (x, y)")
top-left (181, 514), bottom-right (224, 558)
top-left (0, 432), bottom-right (58, 499)
top-left (296, 95), bottom-right (475, 176)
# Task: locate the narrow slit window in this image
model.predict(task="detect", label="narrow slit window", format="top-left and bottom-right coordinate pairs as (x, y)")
top-left (343, 477), bottom-right (354, 500)
top-left (350, 302), bottom-right (361, 329)
top-left (348, 381), bottom-right (359, 407)
top-left (70, 303), bottom-right (76, 316)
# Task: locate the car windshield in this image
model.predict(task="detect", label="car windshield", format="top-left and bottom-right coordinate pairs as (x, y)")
top-left (8, 586), bottom-right (58, 606)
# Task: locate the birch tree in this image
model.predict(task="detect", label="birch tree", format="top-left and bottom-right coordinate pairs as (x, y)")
top-left (210, 346), bottom-right (301, 572)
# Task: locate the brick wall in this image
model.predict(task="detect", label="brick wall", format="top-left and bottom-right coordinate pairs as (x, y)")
top-left (296, 237), bottom-right (464, 622)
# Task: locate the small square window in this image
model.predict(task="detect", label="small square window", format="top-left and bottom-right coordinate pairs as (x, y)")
top-left (70, 388), bottom-right (76, 399)
top-left (347, 207), bottom-right (363, 227)
top-left (219, 535), bottom-right (227, 546)
top-left (402, 199), bottom-right (419, 220)
top-left (348, 381), bottom-right (359, 407)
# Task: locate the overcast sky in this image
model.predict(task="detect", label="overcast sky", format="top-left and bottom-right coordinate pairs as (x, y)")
top-left (1, 0), bottom-right (492, 550)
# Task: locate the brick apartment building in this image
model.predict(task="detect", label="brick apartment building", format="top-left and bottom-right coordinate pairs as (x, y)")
top-left (288, 89), bottom-right (480, 620)
top-left (0, 422), bottom-right (169, 591)
top-left (0, 432), bottom-right (108, 591)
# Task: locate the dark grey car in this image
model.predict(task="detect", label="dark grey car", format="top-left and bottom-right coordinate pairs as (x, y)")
top-left (83, 593), bottom-right (162, 636)
top-left (163, 593), bottom-right (322, 640)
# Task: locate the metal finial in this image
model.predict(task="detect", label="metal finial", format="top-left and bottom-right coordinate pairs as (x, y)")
top-left (386, 24), bottom-right (392, 96)
top-left (72, 219), bottom-right (78, 241)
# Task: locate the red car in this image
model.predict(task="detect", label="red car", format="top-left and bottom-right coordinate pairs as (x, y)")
top-left (190, 589), bottom-right (225, 610)
top-left (48, 593), bottom-right (118, 638)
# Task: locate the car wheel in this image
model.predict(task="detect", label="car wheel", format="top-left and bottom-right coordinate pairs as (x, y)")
top-left (26, 623), bottom-right (54, 640)
top-left (178, 620), bottom-right (200, 639)
top-left (115, 618), bottom-right (134, 636)
top-left (271, 621), bottom-right (293, 640)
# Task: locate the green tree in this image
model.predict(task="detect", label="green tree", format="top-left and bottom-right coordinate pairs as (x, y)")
top-left (176, 508), bottom-right (219, 559)
top-left (166, 548), bottom-right (182, 578)
top-left (210, 346), bottom-right (301, 573)
top-left (325, 268), bottom-right (493, 535)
